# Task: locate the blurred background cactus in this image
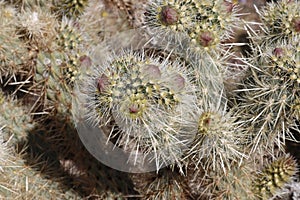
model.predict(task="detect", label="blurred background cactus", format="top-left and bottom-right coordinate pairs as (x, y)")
top-left (0, 0), bottom-right (300, 199)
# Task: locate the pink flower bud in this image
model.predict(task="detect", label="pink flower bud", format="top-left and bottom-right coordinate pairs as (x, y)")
top-left (198, 31), bottom-right (214, 47)
top-left (273, 47), bottom-right (284, 58)
top-left (159, 6), bottom-right (179, 26)
top-left (97, 74), bottom-right (109, 93)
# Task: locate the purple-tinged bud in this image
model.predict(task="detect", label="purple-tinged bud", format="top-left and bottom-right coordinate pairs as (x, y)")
top-left (97, 74), bottom-right (109, 93)
top-left (292, 17), bottom-right (300, 32)
top-left (273, 47), bottom-right (285, 58)
top-left (198, 31), bottom-right (214, 47)
top-left (159, 6), bottom-right (179, 26)
top-left (129, 105), bottom-right (139, 114)
top-left (79, 55), bottom-right (92, 68)
top-left (170, 74), bottom-right (185, 91)
top-left (142, 64), bottom-right (161, 80)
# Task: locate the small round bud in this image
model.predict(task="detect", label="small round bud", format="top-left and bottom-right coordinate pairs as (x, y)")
top-left (141, 64), bottom-right (162, 80)
top-left (97, 74), bottom-right (109, 93)
top-left (170, 74), bottom-right (185, 91)
top-left (292, 17), bottom-right (300, 32)
top-left (198, 31), bottom-right (214, 47)
top-left (198, 112), bottom-right (211, 134)
top-left (79, 55), bottom-right (92, 68)
top-left (159, 6), bottom-right (179, 26)
top-left (129, 105), bottom-right (139, 114)
top-left (273, 47), bottom-right (285, 57)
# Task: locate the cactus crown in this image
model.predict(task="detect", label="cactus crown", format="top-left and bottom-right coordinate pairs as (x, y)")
top-left (253, 155), bottom-right (298, 199)
top-left (257, 0), bottom-right (300, 41)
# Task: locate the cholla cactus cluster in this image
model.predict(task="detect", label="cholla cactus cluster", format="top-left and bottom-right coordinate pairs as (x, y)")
top-left (144, 0), bottom-right (241, 54)
top-left (0, 0), bottom-right (300, 199)
top-left (82, 49), bottom-right (197, 169)
top-left (236, 0), bottom-right (300, 156)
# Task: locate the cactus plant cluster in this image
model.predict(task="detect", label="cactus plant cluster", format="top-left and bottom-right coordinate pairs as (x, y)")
top-left (80, 49), bottom-right (198, 170)
top-left (0, 0), bottom-right (300, 199)
top-left (0, 133), bottom-right (80, 199)
top-left (143, 0), bottom-right (240, 53)
top-left (235, 0), bottom-right (300, 156)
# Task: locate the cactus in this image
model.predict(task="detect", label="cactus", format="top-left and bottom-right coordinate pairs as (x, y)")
top-left (0, 1), bottom-right (32, 80)
top-left (234, 34), bottom-right (300, 156)
top-left (142, 0), bottom-right (239, 110)
top-left (78, 48), bottom-right (198, 170)
top-left (0, 129), bottom-right (80, 199)
top-left (143, 0), bottom-right (196, 43)
top-left (185, 160), bottom-right (257, 199)
top-left (130, 168), bottom-right (190, 199)
top-left (143, 0), bottom-right (241, 59)
top-left (253, 0), bottom-right (300, 43)
top-left (53, 0), bottom-right (89, 18)
top-left (31, 50), bottom-right (74, 115)
top-left (16, 7), bottom-right (58, 49)
top-left (78, 0), bottom-right (133, 45)
top-left (252, 154), bottom-right (298, 199)
top-left (0, 91), bottom-right (35, 146)
top-left (26, 15), bottom-right (87, 118)
top-left (0, 0), bottom-right (300, 199)
top-left (183, 102), bottom-right (246, 173)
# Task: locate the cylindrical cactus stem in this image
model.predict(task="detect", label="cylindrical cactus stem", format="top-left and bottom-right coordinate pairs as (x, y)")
top-left (234, 36), bottom-right (300, 156)
top-left (0, 91), bottom-right (35, 146)
top-left (58, 17), bottom-right (82, 52)
top-left (182, 95), bottom-right (246, 174)
top-left (32, 51), bottom-right (74, 115)
top-left (30, 22), bottom-right (87, 117)
top-left (0, 130), bottom-right (80, 199)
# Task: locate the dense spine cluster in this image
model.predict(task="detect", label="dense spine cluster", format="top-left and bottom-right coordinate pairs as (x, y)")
top-left (235, 37), bottom-right (300, 155)
top-left (53, 0), bottom-right (89, 18)
top-left (235, 0), bottom-right (300, 157)
top-left (256, 0), bottom-right (300, 42)
top-left (0, 91), bottom-right (34, 145)
top-left (185, 106), bottom-right (246, 173)
top-left (0, 1), bottom-right (32, 80)
top-left (253, 155), bottom-right (298, 199)
top-left (143, 0), bottom-right (240, 54)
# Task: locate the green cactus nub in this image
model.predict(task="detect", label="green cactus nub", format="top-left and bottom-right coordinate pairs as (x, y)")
top-left (253, 155), bottom-right (298, 199)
